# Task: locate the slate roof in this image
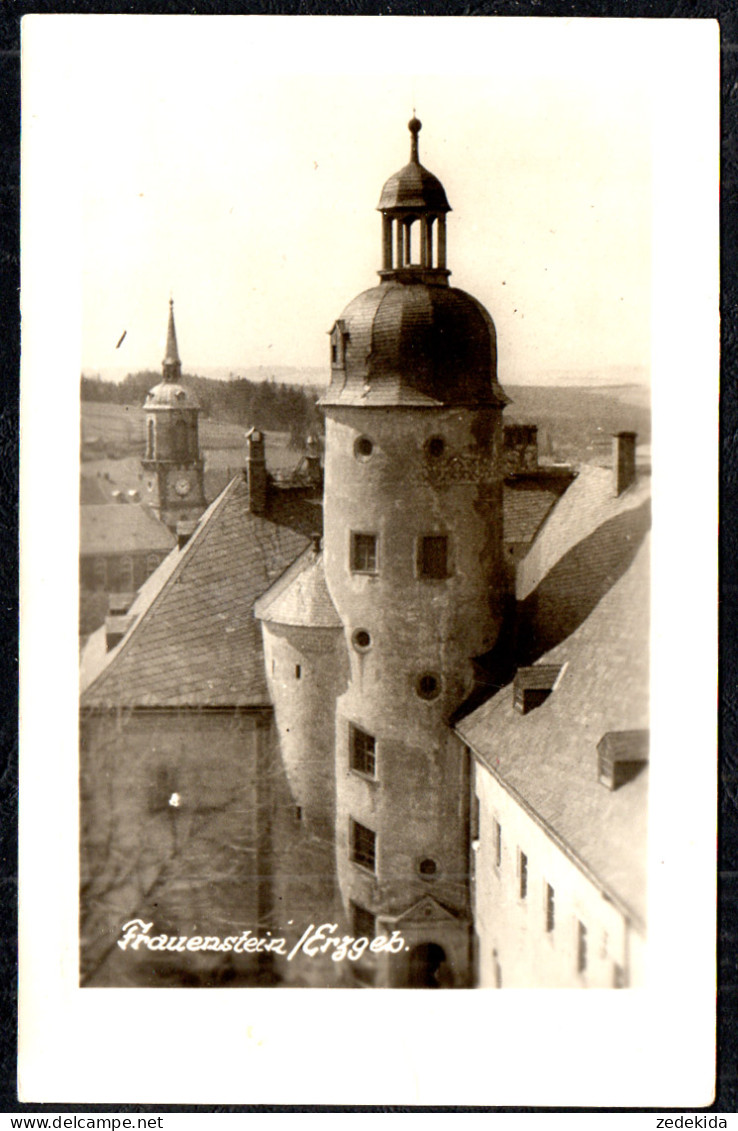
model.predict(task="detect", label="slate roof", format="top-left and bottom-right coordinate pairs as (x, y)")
top-left (502, 473), bottom-right (574, 546)
top-left (517, 464), bottom-right (650, 602)
top-left (254, 547), bottom-right (342, 629)
top-left (457, 534), bottom-right (650, 929)
top-left (80, 477), bottom-right (317, 708)
top-left (80, 505), bottom-right (176, 557)
top-left (321, 284), bottom-right (509, 410)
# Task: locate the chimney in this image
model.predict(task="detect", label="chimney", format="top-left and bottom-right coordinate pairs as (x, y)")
top-left (304, 434), bottom-right (323, 487)
top-left (597, 730), bottom-right (649, 790)
top-left (245, 427), bottom-right (268, 514)
top-left (503, 423), bottom-right (539, 474)
top-left (613, 431), bottom-right (637, 496)
top-left (105, 594), bottom-right (134, 652)
top-left (176, 519), bottom-right (197, 550)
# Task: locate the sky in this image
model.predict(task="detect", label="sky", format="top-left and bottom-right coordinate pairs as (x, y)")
top-left (26, 16), bottom-right (658, 386)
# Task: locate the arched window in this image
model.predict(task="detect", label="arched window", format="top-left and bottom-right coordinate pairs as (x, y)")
top-left (93, 557), bottom-right (107, 591)
top-left (118, 555), bottom-right (134, 592)
top-left (146, 418), bottom-right (155, 459)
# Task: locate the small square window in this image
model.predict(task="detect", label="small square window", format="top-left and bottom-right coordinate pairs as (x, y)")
top-left (493, 819), bottom-right (502, 869)
top-left (418, 535), bottom-right (449, 579)
top-left (350, 724), bottom-right (376, 777)
top-left (350, 818), bottom-right (376, 872)
top-left (351, 532), bottom-right (378, 573)
top-left (351, 901), bottom-right (376, 939)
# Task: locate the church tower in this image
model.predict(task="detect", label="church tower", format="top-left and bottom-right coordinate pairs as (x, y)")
top-left (141, 299), bottom-right (206, 531)
top-left (321, 118), bottom-right (510, 988)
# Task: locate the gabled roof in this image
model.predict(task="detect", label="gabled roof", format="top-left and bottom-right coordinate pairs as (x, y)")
top-left (457, 535), bottom-right (650, 929)
top-left (254, 547), bottom-right (341, 629)
top-left (517, 464), bottom-right (650, 602)
top-left (79, 505), bottom-right (176, 556)
top-left (80, 477), bottom-right (316, 708)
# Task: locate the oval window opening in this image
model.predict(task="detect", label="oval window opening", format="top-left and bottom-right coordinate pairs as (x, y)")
top-left (425, 436), bottom-right (445, 459)
top-left (354, 436), bottom-right (374, 460)
top-left (416, 673), bottom-right (440, 700)
top-left (352, 629), bottom-right (372, 652)
top-left (419, 858), bottom-right (438, 877)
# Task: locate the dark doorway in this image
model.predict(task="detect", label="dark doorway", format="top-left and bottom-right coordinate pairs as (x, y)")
top-left (408, 942), bottom-right (452, 988)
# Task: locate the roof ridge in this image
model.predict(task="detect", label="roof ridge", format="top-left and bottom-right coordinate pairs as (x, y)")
top-left (81, 476), bottom-right (243, 704)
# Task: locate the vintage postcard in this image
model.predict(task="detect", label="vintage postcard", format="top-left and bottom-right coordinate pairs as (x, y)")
top-left (19, 15), bottom-right (718, 1105)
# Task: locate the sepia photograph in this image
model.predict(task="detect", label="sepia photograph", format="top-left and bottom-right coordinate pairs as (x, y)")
top-left (20, 14), bottom-right (717, 1104)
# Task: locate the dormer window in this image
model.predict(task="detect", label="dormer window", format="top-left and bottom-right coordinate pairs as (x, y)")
top-left (513, 665), bottom-right (563, 714)
top-left (597, 730), bottom-right (649, 790)
top-left (330, 320), bottom-right (348, 369)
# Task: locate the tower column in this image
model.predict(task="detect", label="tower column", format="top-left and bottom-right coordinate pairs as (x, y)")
top-left (438, 215), bottom-right (447, 270)
top-left (382, 215), bottom-right (393, 270)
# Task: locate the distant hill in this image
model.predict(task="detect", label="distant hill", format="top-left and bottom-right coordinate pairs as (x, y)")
top-left (84, 365), bottom-right (328, 387)
top-left (81, 381), bottom-right (650, 470)
top-left (504, 384), bottom-right (650, 464)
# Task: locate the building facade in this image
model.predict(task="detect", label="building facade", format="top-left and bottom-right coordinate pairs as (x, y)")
top-left (80, 119), bottom-right (650, 990)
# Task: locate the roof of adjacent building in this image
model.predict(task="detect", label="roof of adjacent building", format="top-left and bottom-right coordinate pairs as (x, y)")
top-left (502, 472), bottom-right (575, 546)
top-left (459, 536), bottom-right (649, 927)
top-left (517, 463), bottom-right (650, 602)
top-left (80, 505), bottom-right (176, 557)
top-left (80, 477), bottom-right (317, 708)
top-left (457, 468), bottom-right (651, 928)
top-left (254, 546), bottom-right (341, 629)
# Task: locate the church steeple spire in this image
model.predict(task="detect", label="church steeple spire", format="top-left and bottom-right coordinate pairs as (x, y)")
top-left (162, 298), bottom-right (182, 383)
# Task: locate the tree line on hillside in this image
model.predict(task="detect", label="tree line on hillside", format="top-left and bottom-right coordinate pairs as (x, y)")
top-left (81, 372), bottom-right (324, 447)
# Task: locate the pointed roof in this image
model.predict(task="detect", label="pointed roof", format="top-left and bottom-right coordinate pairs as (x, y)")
top-left (163, 298), bottom-right (180, 369)
top-left (80, 476), bottom-right (316, 708)
top-left (254, 546), bottom-right (341, 628)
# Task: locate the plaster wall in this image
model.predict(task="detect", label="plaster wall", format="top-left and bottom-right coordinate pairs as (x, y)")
top-left (260, 621), bottom-right (348, 836)
top-left (473, 759), bottom-right (644, 988)
top-left (322, 406), bottom-right (505, 984)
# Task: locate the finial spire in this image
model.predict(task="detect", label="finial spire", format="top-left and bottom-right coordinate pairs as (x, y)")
top-left (162, 297), bottom-right (182, 382)
top-left (409, 115), bottom-right (421, 164)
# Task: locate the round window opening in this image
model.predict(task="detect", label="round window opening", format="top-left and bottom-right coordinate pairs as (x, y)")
top-left (425, 436), bottom-right (445, 459)
top-left (352, 628), bottom-right (372, 652)
top-left (416, 673), bottom-right (441, 700)
top-left (354, 436), bottom-right (374, 460)
top-left (419, 858), bottom-right (438, 877)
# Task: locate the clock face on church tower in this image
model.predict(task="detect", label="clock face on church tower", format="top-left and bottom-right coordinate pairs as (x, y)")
top-left (174, 476), bottom-right (192, 497)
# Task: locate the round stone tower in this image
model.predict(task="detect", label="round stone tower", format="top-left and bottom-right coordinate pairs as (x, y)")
top-left (321, 118), bottom-right (510, 988)
top-left (141, 299), bottom-right (206, 531)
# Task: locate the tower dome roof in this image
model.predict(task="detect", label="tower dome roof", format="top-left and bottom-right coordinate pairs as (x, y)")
top-left (321, 282), bottom-right (508, 408)
top-left (145, 382), bottom-right (201, 409)
top-left (377, 117), bottom-right (451, 214)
